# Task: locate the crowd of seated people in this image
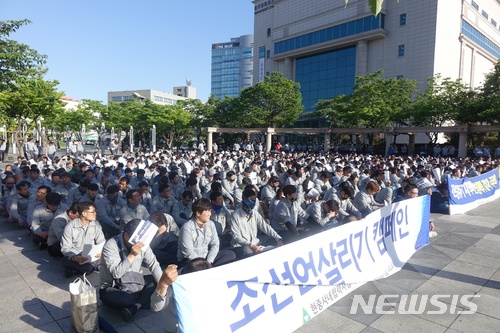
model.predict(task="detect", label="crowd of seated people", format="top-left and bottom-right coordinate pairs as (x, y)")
top-left (1, 141), bottom-right (497, 324)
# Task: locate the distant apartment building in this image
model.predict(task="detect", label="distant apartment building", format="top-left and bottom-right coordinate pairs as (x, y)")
top-left (60, 96), bottom-right (80, 111)
top-left (107, 87), bottom-right (195, 105)
top-left (211, 34), bottom-right (254, 99)
top-left (253, 0), bottom-right (500, 125)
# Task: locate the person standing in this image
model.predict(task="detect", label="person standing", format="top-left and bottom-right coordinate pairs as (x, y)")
top-left (47, 141), bottom-right (57, 161)
top-left (0, 139), bottom-right (6, 162)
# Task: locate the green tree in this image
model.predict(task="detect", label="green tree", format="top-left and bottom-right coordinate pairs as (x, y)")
top-left (411, 75), bottom-right (479, 142)
top-left (45, 99), bottom-right (97, 145)
top-left (0, 19), bottom-right (47, 90)
top-left (237, 72), bottom-right (303, 128)
top-left (145, 102), bottom-right (193, 148)
top-left (0, 77), bottom-right (65, 153)
top-left (480, 60), bottom-right (500, 123)
top-left (316, 70), bottom-right (416, 143)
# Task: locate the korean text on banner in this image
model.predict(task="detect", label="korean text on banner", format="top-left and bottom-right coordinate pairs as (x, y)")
top-left (173, 195), bottom-right (430, 333)
top-left (447, 168), bottom-right (500, 215)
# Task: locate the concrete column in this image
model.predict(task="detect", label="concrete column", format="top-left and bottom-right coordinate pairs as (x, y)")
top-left (356, 40), bottom-right (368, 77)
top-left (324, 132), bottom-right (330, 152)
top-left (207, 129), bottom-right (214, 154)
top-left (458, 131), bottom-right (468, 158)
top-left (284, 58), bottom-right (293, 80)
top-left (470, 48), bottom-right (476, 90)
top-left (266, 128), bottom-right (275, 152)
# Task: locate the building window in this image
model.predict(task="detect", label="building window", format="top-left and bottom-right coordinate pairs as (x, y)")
top-left (296, 46), bottom-right (356, 113)
top-left (492, 19), bottom-right (497, 27)
top-left (267, 28), bottom-right (271, 37)
top-left (274, 14), bottom-right (384, 54)
top-left (111, 96), bottom-right (122, 102)
top-left (462, 19), bottom-right (500, 58)
top-left (266, 50), bottom-right (271, 58)
top-left (400, 13), bottom-right (406, 26)
top-left (471, 1), bottom-right (479, 10)
top-left (398, 44), bottom-right (405, 57)
top-left (397, 75), bottom-right (404, 79)
top-left (482, 10), bottom-right (488, 19)
top-left (123, 96), bottom-right (131, 101)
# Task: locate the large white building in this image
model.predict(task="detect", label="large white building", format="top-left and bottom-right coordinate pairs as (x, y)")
top-left (107, 87), bottom-right (195, 105)
top-left (253, 0), bottom-right (500, 124)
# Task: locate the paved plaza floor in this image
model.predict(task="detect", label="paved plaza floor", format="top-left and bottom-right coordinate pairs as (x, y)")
top-left (1, 188), bottom-right (499, 332)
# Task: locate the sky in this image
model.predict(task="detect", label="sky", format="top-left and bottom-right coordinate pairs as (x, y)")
top-left (1, 0), bottom-right (255, 103)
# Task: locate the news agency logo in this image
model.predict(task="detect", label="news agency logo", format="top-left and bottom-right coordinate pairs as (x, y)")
top-left (350, 294), bottom-right (480, 315)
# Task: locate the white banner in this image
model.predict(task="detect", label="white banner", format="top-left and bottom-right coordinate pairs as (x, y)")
top-left (173, 196), bottom-right (431, 333)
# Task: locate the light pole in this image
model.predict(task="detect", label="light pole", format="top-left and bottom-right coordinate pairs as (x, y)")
top-left (129, 126), bottom-right (134, 153)
top-left (151, 125), bottom-right (156, 152)
top-left (66, 125), bottom-right (70, 153)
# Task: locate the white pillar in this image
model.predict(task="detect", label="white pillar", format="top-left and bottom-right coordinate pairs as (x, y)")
top-left (458, 131), bottom-right (468, 158)
top-left (266, 128), bottom-right (275, 152)
top-left (207, 131), bottom-right (213, 154)
top-left (356, 40), bottom-right (368, 77)
top-left (323, 132), bottom-right (330, 152)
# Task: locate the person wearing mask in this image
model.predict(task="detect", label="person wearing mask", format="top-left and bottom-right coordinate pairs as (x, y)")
top-left (209, 191), bottom-right (232, 248)
top-left (231, 188), bottom-right (283, 259)
top-left (271, 185), bottom-right (309, 244)
top-left (329, 182), bottom-right (362, 223)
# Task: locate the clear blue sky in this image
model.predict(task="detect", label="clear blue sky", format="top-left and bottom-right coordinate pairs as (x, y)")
top-left (1, 0), bottom-right (254, 103)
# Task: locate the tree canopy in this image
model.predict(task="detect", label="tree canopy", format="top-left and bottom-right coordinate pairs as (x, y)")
top-left (0, 19), bottom-right (47, 90)
top-left (237, 72), bottom-right (303, 128)
top-left (315, 70), bottom-right (416, 131)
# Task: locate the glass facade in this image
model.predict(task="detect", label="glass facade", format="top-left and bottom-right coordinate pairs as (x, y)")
top-left (211, 36), bottom-right (253, 99)
top-left (296, 46), bottom-right (356, 113)
top-left (274, 14), bottom-right (384, 55)
top-left (461, 19), bottom-right (500, 58)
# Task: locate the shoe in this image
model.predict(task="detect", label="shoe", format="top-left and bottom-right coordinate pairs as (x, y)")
top-left (39, 242), bottom-right (48, 250)
top-left (64, 268), bottom-right (74, 278)
top-left (429, 231), bottom-right (438, 238)
top-left (120, 306), bottom-right (137, 322)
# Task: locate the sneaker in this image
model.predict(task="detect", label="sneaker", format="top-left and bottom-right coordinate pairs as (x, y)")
top-left (429, 231), bottom-right (438, 238)
top-left (120, 306), bottom-right (137, 322)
